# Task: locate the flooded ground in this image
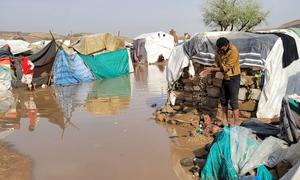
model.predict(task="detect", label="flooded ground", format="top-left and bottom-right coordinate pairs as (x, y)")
top-left (0, 64), bottom-right (208, 180)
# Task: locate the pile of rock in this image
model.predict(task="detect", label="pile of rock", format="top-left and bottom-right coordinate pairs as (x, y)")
top-left (238, 69), bottom-right (263, 118)
top-left (154, 62), bottom-right (263, 126)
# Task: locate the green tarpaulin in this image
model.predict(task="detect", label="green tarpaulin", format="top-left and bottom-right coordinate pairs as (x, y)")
top-left (80, 49), bottom-right (130, 80)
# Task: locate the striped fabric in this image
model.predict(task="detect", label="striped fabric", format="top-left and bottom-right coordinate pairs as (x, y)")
top-left (183, 32), bottom-right (279, 69)
top-left (54, 49), bottom-right (95, 86)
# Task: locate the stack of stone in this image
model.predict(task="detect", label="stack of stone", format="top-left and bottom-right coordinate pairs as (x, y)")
top-left (238, 69), bottom-right (263, 118)
top-left (169, 63), bottom-right (223, 118)
top-left (155, 62), bottom-right (263, 125)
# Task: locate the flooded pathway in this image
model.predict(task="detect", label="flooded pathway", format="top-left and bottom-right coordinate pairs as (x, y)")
top-left (0, 64), bottom-right (192, 180)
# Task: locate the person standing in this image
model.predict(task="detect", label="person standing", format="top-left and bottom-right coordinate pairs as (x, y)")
top-left (21, 56), bottom-right (35, 91)
top-left (200, 37), bottom-right (241, 125)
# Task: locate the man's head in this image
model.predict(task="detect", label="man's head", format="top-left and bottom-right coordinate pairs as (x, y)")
top-left (216, 37), bottom-right (230, 52)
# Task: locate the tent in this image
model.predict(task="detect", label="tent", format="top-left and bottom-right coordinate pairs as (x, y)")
top-left (71, 33), bottom-right (125, 55)
top-left (80, 49), bottom-right (134, 80)
top-left (133, 31), bottom-right (175, 63)
top-left (12, 40), bottom-right (57, 87)
top-left (166, 29), bottom-right (300, 118)
top-left (53, 49), bottom-right (95, 86)
top-left (0, 39), bottom-right (31, 55)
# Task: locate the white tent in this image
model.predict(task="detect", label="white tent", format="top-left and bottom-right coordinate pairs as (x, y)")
top-left (0, 39), bottom-right (31, 55)
top-left (257, 29), bottom-right (300, 118)
top-left (166, 29), bottom-right (300, 118)
top-left (133, 31), bottom-right (175, 64)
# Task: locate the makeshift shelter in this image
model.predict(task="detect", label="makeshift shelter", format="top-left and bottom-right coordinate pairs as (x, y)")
top-left (166, 29), bottom-right (300, 118)
top-left (80, 49), bottom-right (134, 80)
top-left (133, 31), bottom-right (175, 63)
top-left (12, 40), bottom-right (57, 87)
top-left (72, 33), bottom-right (125, 55)
top-left (53, 49), bottom-right (95, 86)
top-left (0, 39), bottom-right (31, 55)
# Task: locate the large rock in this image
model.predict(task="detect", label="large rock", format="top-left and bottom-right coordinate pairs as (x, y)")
top-left (249, 89), bottom-right (261, 100)
top-left (215, 72), bottom-right (224, 79)
top-left (239, 100), bottom-right (257, 111)
top-left (212, 78), bottom-right (223, 88)
top-left (207, 86), bottom-right (221, 98)
top-left (240, 75), bottom-right (254, 87)
top-left (238, 88), bottom-right (248, 101)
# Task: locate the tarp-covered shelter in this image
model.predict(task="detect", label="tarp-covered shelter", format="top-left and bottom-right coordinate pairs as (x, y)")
top-left (167, 29), bottom-right (300, 118)
top-left (53, 49), bottom-right (95, 86)
top-left (133, 31), bottom-right (175, 63)
top-left (0, 39), bottom-right (31, 55)
top-left (80, 49), bottom-right (134, 80)
top-left (12, 40), bottom-right (57, 87)
top-left (72, 33), bottom-right (125, 55)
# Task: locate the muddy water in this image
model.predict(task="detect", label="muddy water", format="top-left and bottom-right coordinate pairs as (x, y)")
top-left (0, 64), bottom-right (193, 180)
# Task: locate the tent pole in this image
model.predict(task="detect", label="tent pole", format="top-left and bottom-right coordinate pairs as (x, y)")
top-left (47, 30), bottom-right (69, 86)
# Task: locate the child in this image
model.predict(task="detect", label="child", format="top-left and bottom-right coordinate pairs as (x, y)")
top-left (21, 56), bottom-right (35, 91)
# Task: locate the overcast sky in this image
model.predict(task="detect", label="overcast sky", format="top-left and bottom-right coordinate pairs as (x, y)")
top-left (1, 0), bottom-right (299, 38)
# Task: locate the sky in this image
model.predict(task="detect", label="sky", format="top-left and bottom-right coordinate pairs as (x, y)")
top-left (1, 0), bottom-right (299, 38)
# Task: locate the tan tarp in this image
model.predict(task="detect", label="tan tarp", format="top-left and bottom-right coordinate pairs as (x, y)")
top-left (72, 33), bottom-right (125, 55)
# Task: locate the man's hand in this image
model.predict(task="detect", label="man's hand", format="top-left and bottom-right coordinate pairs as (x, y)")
top-left (199, 69), bottom-right (211, 78)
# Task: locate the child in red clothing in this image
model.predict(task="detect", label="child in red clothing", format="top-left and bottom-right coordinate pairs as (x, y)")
top-left (21, 56), bottom-right (35, 91)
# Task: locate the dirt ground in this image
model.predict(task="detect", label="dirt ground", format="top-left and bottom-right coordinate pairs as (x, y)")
top-left (0, 142), bottom-right (32, 180)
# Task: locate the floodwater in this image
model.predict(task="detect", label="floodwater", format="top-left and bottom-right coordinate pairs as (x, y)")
top-left (0, 64), bottom-right (196, 180)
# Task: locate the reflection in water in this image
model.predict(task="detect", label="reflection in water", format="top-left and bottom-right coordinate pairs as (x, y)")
top-left (0, 65), bottom-right (197, 180)
top-left (0, 91), bottom-right (17, 138)
top-left (86, 75), bottom-right (131, 116)
top-left (133, 63), bottom-right (148, 84)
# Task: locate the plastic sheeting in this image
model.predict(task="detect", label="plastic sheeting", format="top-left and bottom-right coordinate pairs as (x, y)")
top-left (183, 31), bottom-right (278, 69)
top-left (0, 66), bottom-right (12, 91)
top-left (133, 31), bottom-right (175, 64)
top-left (80, 49), bottom-right (133, 80)
top-left (72, 33), bottom-right (125, 55)
top-left (201, 126), bottom-right (275, 179)
top-left (257, 29), bottom-right (300, 118)
top-left (0, 39), bottom-right (31, 55)
top-left (54, 49), bottom-right (95, 85)
top-left (166, 44), bottom-right (195, 85)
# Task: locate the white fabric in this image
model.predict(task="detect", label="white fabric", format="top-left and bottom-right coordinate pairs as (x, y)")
top-left (127, 48), bottom-right (134, 73)
top-left (21, 74), bottom-right (33, 85)
top-left (134, 31), bottom-right (175, 63)
top-left (0, 39), bottom-right (31, 55)
top-left (257, 30), bottom-right (300, 118)
top-left (166, 44), bottom-right (195, 85)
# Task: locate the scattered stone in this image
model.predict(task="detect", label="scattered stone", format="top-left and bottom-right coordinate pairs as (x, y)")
top-left (239, 100), bottom-right (257, 111)
top-left (156, 113), bottom-right (166, 122)
top-left (180, 158), bottom-right (194, 167)
top-left (151, 103), bottom-right (157, 108)
top-left (172, 105), bottom-right (181, 111)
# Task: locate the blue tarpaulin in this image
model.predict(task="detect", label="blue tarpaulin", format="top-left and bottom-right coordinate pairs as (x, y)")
top-left (54, 49), bottom-right (95, 85)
